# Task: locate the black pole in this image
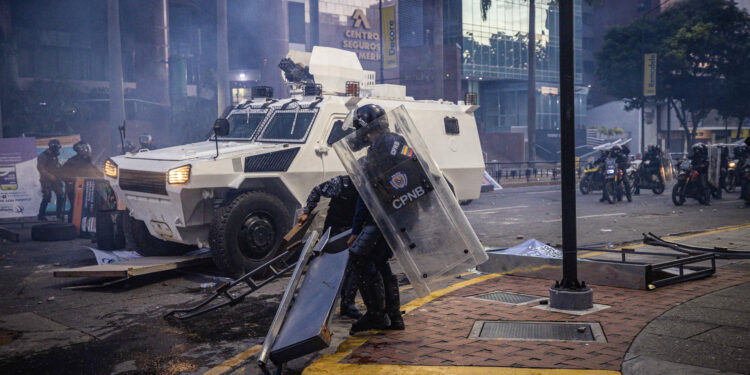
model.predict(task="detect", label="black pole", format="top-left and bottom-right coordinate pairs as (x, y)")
top-left (527, 0), bottom-right (536, 165)
top-left (558, 0), bottom-right (578, 289)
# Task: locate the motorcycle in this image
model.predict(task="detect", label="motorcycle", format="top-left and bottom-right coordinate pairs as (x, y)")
top-left (672, 161), bottom-right (711, 206)
top-left (740, 159), bottom-right (750, 205)
top-left (633, 159), bottom-right (665, 195)
top-left (579, 162), bottom-right (606, 195)
top-left (603, 159), bottom-right (631, 204)
top-left (725, 159), bottom-right (742, 193)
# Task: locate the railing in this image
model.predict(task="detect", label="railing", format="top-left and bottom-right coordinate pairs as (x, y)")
top-left (484, 161), bottom-right (585, 182)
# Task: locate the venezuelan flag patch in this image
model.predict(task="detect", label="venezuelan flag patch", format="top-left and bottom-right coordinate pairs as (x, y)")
top-left (400, 145), bottom-right (414, 157)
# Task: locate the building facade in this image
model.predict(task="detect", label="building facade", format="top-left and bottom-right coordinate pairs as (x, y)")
top-left (444, 0), bottom-right (592, 160)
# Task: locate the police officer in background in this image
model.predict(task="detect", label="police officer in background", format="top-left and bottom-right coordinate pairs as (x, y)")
top-left (689, 143), bottom-right (710, 205)
top-left (61, 141), bottom-right (102, 222)
top-left (345, 104), bottom-right (406, 334)
top-left (297, 175), bottom-right (362, 319)
top-left (36, 139), bottom-right (65, 221)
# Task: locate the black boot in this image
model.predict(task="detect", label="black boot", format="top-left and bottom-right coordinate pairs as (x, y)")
top-left (339, 261), bottom-right (362, 319)
top-left (350, 273), bottom-right (390, 335)
top-left (37, 199), bottom-right (50, 221)
top-left (55, 196), bottom-right (66, 222)
top-left (383, 275), bottom-right (405, 330)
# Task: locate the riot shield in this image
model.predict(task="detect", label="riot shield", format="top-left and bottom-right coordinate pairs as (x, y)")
top-left (333, 106), bottom-right (487, 297)
top-left (661, 155), bottom-right (674, 183)
top-left (707, 146), bottom-right (720, 188)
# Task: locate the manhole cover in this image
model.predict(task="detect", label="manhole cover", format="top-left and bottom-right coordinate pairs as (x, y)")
top-left (469, 321), bottom-right (606, 342)
top-left (469, 291), bottom-right (543, 305)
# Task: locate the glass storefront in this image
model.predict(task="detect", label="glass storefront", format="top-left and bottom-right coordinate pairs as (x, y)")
top-left (460, 0), bottom-right (583, 83)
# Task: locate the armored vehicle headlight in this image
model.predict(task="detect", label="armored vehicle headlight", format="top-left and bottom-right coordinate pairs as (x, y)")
top-left (104, 159), bottom-right (118, 178)
top-left (168, 165), bottom-right (191, 185)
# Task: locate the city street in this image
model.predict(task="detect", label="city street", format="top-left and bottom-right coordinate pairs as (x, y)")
top-left (0, 184), bottom-right (748, 375)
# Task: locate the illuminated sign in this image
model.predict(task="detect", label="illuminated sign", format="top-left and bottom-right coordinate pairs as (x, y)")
top-left (344, 9), bottom-right (380, 61)
top-left (381, 5), bottom-right (398, 68)
top-left (352, 9), bottom-right (371, 29)
top-left (644, 53), bottom-right (657, 97)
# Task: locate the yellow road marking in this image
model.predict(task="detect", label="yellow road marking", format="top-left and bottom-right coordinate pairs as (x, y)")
top-left (203, 344), bottom-right (262, 375)
top-left (304, 223), bottom-right (750, 375)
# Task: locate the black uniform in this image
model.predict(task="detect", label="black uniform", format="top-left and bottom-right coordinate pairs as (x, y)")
top-left (36, 149), bottom-right (65, 220)
top-left (689, 145), bottom-right (710, 204)
top-left (303, 175), bottom-right (358, 233)
top-left (347, 131), bottom-right (408, 334)
top-left (302, 175), bottom-right (361, 318)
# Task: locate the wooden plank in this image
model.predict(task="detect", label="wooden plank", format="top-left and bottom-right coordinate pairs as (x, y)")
top-left (54, 255), bottom-right (211, 278)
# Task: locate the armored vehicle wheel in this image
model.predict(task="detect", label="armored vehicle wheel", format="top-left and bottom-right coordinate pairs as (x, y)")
top-left (129, 217), bottom-right (195, 256)
top-left (209, 191), bottom-right (291, 278)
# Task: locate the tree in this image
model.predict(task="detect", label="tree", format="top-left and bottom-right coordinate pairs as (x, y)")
top-left (596, 0), bottom-right (750, 146)
top-left (716, 36), bottom-right (750, 138)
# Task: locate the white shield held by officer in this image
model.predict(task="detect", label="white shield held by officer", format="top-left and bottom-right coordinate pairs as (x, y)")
top-left (707, 145), bottom-right (720, 188)
top-left (333, 105), bottom-right (487, 297)
top-left (661, 155), bottom-right (674, 183)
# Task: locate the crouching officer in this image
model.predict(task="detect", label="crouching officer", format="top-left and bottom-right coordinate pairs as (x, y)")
top-left (345, 104), bottom-right (405, 334)
top-left (36, 139), bottom-right (65, 221)
top-left (297, 175), bottom-right (362, 319)
top-left (61, 141), bottom-right (102, 222)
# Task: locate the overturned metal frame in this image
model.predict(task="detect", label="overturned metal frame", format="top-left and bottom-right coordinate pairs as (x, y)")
top-left (257, 229), bottom-right (327, 375)
top-left (163, 247), bottom-right (302, 320)
top-left (478, 246), bottom-right (715, 290)
top-left (643, 232), bottom-right (750, 259)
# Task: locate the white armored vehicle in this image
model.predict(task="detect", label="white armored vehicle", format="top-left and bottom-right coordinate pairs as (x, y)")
top-left (104, 47), bottom-right (485, 277)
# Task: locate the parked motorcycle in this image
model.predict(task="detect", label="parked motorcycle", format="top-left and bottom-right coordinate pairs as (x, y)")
top-left (672, 161), bottom-right (711, 206)
top-left (724, 159), bottom-right (738, 193)
top-left (633, 159), bottom-right (665, 195)
top-left (740, 159), bottom-right (750, 205)
top-left (603, 159), bottom-right (631, 204)
top-left (579, 162), bottom-right (605, 195)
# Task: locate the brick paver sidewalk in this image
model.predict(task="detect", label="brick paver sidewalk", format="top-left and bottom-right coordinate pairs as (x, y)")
top-left (327, 270), bottom-right (750, 372)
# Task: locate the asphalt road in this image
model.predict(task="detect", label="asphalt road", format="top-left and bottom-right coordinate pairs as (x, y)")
top-left (468, 184), bottom-right (750, 249)
top-left (0, 183), bottom-right (747, 375)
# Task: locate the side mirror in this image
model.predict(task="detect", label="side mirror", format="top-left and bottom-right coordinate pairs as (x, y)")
top-left (213, 118), bottom-right (230, 137)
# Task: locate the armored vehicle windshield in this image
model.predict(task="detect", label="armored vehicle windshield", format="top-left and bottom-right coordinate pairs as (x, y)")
top-left (258, 109), bottom-right (318, 143)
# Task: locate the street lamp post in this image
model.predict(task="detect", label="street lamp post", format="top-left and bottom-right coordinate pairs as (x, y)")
top-left (550, 0), bottom-right (593, 311)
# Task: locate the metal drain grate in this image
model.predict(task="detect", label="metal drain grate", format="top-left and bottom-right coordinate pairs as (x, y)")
top-left (470, 291), bottom-right (543, 305)
top-left (469, 321), bottom-right (606, 342)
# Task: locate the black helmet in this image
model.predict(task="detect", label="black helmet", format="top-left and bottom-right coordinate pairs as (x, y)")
top-left (138, 134), bottom-right (153, 150)
top-left (73, 141), bottom-right (91, 157)
top-left (744, 136), bottom-right (750, 147)
top-left (48, 139), bottom-right (62, 155)
top-left (354, 104), bottom-right (388, 132)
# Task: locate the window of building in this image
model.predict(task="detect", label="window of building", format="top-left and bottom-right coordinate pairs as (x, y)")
top-left (584, 60), bottom-right (595, 74)
top-left (288, 1), bottom-right (306, 44)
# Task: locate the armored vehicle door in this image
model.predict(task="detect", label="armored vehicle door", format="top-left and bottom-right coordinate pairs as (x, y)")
top-left (333, 106), bottom-right (487, 297)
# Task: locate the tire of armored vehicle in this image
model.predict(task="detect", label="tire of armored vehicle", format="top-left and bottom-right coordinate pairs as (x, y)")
top-left (209, 191), bottom-right (292, 278)
top-left (129, 216), bottom-right (196, 256)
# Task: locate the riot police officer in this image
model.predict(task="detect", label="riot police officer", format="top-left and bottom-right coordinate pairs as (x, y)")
top-left (345, 104), bottom-right (405, 334)
top-left (689, 143), bottom-right (710, 205)
top-left (36, 139), bottom-right (65, 221)
top-left (297, 175), bottom-right (362, 319)
top-left (61, 141), bottom-right (102, 222)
